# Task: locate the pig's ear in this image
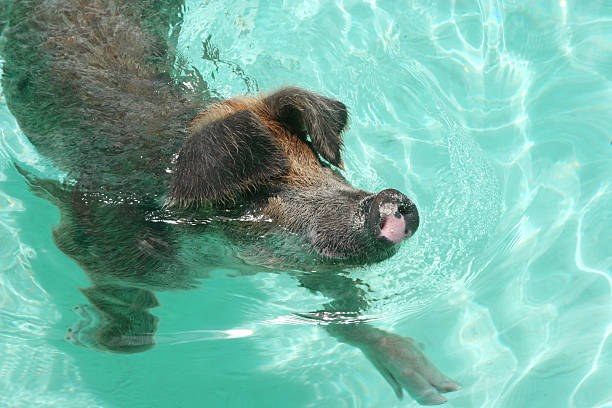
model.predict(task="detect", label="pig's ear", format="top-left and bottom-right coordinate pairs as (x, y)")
top-left (168, 110), bottom-right (287, 206)
top-left (264, 87), bottom-right (348, 168)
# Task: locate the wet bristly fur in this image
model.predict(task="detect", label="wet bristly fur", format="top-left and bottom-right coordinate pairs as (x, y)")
top-left (2, 0), bottom-right (208, 198)
top-left (169, 109), bottom-right (289, 207)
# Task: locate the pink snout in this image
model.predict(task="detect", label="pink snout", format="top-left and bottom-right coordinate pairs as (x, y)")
top-left (379, 204), bottom-right (408, 243)
top-left (367, 189), bottom-right (419, 245)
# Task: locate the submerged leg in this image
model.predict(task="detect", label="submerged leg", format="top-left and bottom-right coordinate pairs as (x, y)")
top-left (68, 285), bottom-right (160, 353)
top-left (298, 272), bottom-right (460, 405)
top-left (19, 168), bottom-right (194, 352)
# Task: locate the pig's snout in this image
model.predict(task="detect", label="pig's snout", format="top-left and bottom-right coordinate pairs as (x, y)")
top-left (366, 189), bottom-right (419, 244)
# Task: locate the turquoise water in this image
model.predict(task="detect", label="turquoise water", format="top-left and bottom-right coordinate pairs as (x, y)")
top-left (1, 0), bottom-right (611, 407)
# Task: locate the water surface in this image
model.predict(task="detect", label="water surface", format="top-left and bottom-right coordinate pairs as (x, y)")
top-left (1, 1), bottom-right (612, 407)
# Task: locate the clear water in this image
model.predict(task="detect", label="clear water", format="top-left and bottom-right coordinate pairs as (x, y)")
top-left (1, 0), bottom-right (611, 407)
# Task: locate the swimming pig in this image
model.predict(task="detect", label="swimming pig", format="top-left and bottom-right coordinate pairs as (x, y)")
top-left (1, 0), bottom-right (459, 404)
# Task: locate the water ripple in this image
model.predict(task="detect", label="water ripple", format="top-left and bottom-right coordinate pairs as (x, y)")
top-left (0, 0), bottom-right (611, 407)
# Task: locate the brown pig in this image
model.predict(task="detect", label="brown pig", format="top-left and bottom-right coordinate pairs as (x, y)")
top-left (1, 0), bottom-right (459, 404)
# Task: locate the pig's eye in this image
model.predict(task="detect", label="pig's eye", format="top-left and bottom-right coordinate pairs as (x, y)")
top-left (394, 211), bottom-right (402, 219)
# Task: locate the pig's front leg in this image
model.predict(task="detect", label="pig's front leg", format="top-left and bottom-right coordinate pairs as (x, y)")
top-left (297, 272), bottom-right (460, 405)
top-left (327, 323), bottom-right (460, 405)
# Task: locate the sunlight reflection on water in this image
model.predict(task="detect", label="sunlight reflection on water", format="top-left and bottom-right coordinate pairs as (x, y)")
top-left (0, 0), bottom-right (611, 407)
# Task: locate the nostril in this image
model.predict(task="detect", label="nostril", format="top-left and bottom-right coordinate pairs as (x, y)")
top-left (398, 198), bottom-right (415, 214)
top-left (405, 209), bottom-right (420, 235)
top-left (396, 199), bottom-right (419, 235)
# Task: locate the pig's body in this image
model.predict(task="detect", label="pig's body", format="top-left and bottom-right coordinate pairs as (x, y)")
top-left (1, 0), bottom-right (459, 404)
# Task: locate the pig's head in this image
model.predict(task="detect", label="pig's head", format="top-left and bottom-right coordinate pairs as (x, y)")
top-left (169, 87), bottom-right (419, 264)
